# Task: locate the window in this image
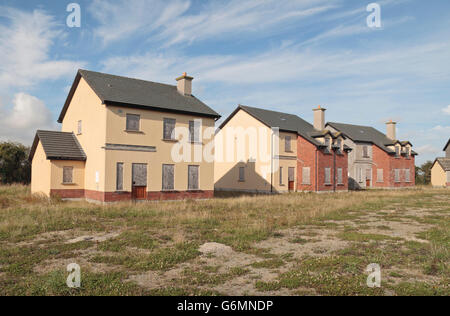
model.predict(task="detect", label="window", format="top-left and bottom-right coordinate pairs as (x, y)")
top-left (337, 168), bottom-right (343, 185)
top-left (288, 167), bottom-right (295, 183)
top-left (63, 167), bottom-right (73, 184)
top-left (279, 167), bottom-right (283, 185)
top-left (447, 171), bottom-right (450, 183)
top-left (377, 169), bottom-right (384, 182)
top-left (337, 139), bottom-right (343, 151)
top-left (77, 120), bottom-right (82, 135)
top-left (163, 118), bottom-right (176, 140)
top-left (358, 168), bottom-right (363, 183)
top-left (239, 167), bottom-right (245, 182)
top-left (162, 164), bottom-right (174, 191)
top-left (366, 169), bottom-right (372, 181)
top-left (285, 136), bottom-right (292, 152)
top-left (126, 114), bottom-right (140, 131)
top-left (325, 168), bottom-right (331, 185)
top-left (395, 146), bottom-right (401, 158)
top-left (189, 120), bottom-right (200, 143)
top-left (325, 137), bottom-right (331, 148)
top-left (116, 163), bottom-right (124, 191)
top-left (395, 169), bottom-right (400, 183)
top-left (363, 146), bottom-right (369, 158)
top-left (405, 169), bottom-right (411, 182)
top-left (302, 167), bottom-right (311, 185)
top-left (188, 166), bottom-right (199, 190)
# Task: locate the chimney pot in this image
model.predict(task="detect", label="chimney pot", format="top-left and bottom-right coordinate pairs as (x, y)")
top-left (176, 72), bottom-right (193, 96)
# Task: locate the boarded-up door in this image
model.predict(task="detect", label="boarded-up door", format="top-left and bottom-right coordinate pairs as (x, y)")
top-left (132, 163), bottom-right (147, 200)
top-left (288, 167), bottom-right (295, 192)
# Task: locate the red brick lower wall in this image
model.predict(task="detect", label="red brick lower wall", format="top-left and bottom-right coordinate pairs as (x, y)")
top-left (372, 145), bottom-right (415, 188)
top-left (52, 189), bottom-right (213, 202)
top-left (296, 136), bottom-right (349, 192)
top-left (50, 189), bottom-right (85, 199)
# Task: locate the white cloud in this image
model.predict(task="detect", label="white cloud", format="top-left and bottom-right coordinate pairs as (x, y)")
top-left (0, 7), bottom-right (85, 90)
top-left (89, 0), bottom-right (336, 46)
top-left (432, 125), bottom-right (450, 133)
top-left (442, 105), bottom-right (450, 115)
top-left (415, 144), bottom-right (440, 156)
top-left (0, 93), bottom-right (56, 145)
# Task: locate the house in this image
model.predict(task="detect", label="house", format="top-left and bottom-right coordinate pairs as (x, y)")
top-left (29, 70), bottom-right (221, 202)
top-left (214, 105), bottom-right (351, 193)
top-left (431, 139), bottom-right (450, 187)
top-left (326, 121), bottom-right (417, 189)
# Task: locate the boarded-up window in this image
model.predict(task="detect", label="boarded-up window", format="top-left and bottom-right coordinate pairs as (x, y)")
top-left (395, 169), bottom-right (400, 182)
top-left (288, 167), bottom-right (295, 182)
top-left (358, 168), bottom-right (363, 183)
top-left (77, 120), bottom-right (82, 134)
top-left (405, 169), bottom-right (410, 182)
top-left (363, 146), bottom-right (369, 158)
top-left (325, 168), bottom-right (331, 184)
top-left (189, 120), bottom-right (200, 143)
top-left (188, 166), bottom-right (199, 190)
top-left (162, 164), bottom-right (174, 190)
top-left (279, 167), bottom-right (283, 185)
top-left (337, 168), bottom-right (343, 184)
top-left (302, 167), bottom-right (311, 184)
top-left (377, 169), bottom-right (384, 182)
top-left (164, 118), bottom-right (176, 140)
top-left (366, 169), bottom-right (372, 180)
top-left (285, 136), bottom-right (292, 152)
top-left (63, 167), bottom-right (73, 184)
top-left (447, 171), bottom-right (450, 183)
top-left (395, 146), bottom-right (400, 158)
top-left (132, 164), bottom-right (147, 186)
top-left (239, 167), bottom-right (245, 182)
top-left (116, 163), bottom-right (124, 191)
top-left (126, 114), bottom-right (140, 131)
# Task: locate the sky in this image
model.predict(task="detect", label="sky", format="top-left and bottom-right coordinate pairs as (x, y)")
top-left (0, 0), bottom-right (449, 165)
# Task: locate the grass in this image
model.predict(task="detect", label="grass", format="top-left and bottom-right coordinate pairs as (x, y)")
top-left (0, 184), bottom-right (448, 296)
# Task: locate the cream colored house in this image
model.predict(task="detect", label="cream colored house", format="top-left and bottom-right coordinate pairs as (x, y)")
top-left (29, 70), bottom-right (221, 202)
top-left (431, 139), bottom-right (450, 188)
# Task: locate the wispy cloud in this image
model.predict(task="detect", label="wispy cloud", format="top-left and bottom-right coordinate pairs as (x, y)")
top-left (0, 7), bottom-right (84, 90)
top-left (89, 0), bottom-right (337, 47)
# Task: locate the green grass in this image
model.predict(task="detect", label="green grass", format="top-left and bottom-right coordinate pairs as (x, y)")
top-left (0, 184), bottom-right (448, 296)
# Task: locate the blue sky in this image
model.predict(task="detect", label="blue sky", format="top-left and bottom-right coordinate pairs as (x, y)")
top-left (0, 0), bottom-right (449, 164)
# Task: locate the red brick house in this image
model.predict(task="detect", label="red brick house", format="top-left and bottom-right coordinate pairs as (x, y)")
top-left (326, 121), bottom-right (417, 189)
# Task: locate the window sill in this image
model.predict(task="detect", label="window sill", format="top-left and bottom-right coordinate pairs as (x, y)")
top-left (189, 141), bottom-right (204, 145)
top-left (62, 183), bottom-right (76, 186)
top-left (162, 139), bottom-right (179, 143)
top-left (238, 180), bottom-right (246, 183)
top-left (337, 183), bottom-right (345, 186)
top-left (302, 183), bottom-right (311, 185)
top-left (285, 150), bottom-right (294, 153)
top-left (324, 183), bottom-right (332, 186)
top-left (187, 189), bottom-right (202, 192)
top-left (161, 190), bottom-right (177, 193)
top-left (125, 130), bottom-right (144, 134)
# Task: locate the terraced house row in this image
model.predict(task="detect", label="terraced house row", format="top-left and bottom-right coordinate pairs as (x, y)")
top-left (29, 70), bottom-right (417, 202)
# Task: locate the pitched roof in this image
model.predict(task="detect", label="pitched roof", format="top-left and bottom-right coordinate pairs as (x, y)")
top-left (29, 130), bottom-right (86, 162)
top-left (58, 69), bottom-right (220, 123)
top-left (326, 122), bottom-right (416, 155)
top-left (443, 138), bottom-right (450, 152)
top-left (219, 105), bottom-right (347, 148)
top-left (434, 158), bottom-right (450, 171)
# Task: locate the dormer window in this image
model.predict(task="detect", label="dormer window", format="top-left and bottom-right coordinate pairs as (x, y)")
top-left (395, 145), bottom-right (401, 158)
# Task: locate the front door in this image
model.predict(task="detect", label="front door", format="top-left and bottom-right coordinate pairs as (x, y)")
top-left (365, 169), bottom-right (372, 188)
top-left (132, 163), bottom-right (147, 200)
top-left (288, 167), bottom-right (295, 192)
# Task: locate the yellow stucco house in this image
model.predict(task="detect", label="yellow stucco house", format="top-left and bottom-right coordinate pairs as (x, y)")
top-left (29, 70), bottom-right (221, 202)
top-left (431, 139), bottom-right (450, 188)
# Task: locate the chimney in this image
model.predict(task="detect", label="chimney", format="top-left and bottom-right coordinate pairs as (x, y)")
top-left (386, 120), bottom-right (397, 140)
top-left (176, 72), bottom-right (193, 96)
top-left (313, 105), bottom-right (326, 131)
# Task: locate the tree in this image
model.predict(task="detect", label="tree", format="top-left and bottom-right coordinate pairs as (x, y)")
top-left (0, 142), bottom-right (31, 184)
top-left (415, 161), bottom-right (433, 185)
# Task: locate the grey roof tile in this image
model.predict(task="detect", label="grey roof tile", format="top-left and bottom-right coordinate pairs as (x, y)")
top-left (29, 131), bottom-right (86, 161)
top-left (58, 70), bottom-right (220, 123)
top-left (436, 158), bottom-right (450, 171)
top-left (326, 122), bottom-right (415, 155)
